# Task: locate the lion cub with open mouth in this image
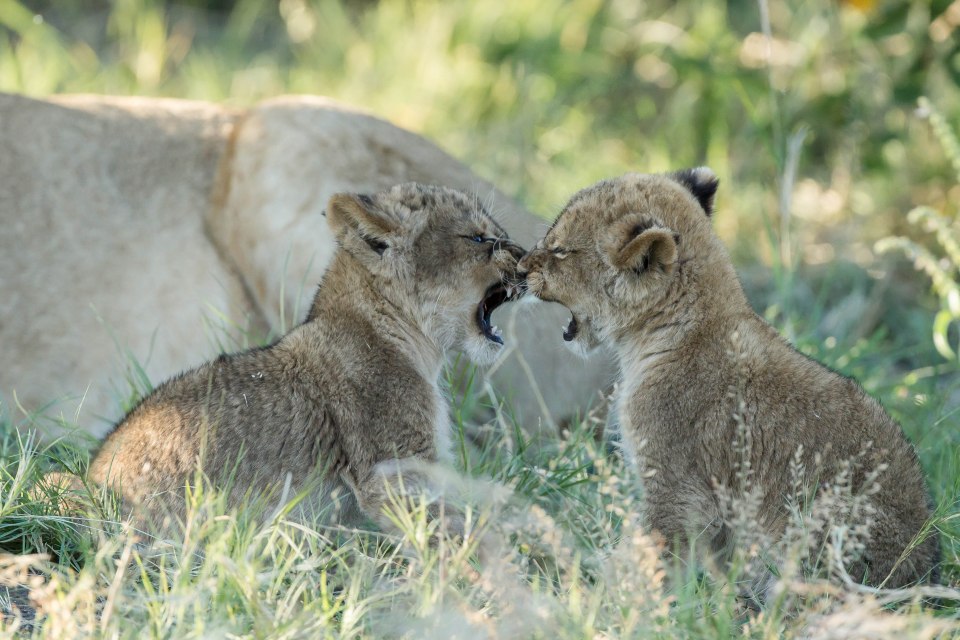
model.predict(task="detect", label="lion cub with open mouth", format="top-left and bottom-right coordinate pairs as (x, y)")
top-left (78, 183), bottom-right (523, 528)
top-left (518, 169), bottom-right (939, 587)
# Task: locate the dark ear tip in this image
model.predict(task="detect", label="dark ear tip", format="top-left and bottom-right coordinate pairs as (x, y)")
top-left (356, 193), bottom-right (375, 208)
top-left (671, 166), bottom-right (719, 216)
top-left (329, 192), bottom-right (374, 206)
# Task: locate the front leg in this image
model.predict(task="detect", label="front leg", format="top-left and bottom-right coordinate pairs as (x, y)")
top-left (644, 479), bottom-right (721, 563)
top-left (349, 457), bottom-right (467, 542)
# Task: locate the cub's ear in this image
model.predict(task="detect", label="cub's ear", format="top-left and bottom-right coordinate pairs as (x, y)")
top-left (326, 193), bottom-right (398, 254)
top-left (670, 166), bottom-right (719, 216)
top-left (607, 219), bottom-right (679, 274)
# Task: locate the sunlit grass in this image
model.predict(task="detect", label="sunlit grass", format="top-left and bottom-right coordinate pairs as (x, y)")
top-left (2, 369), bottom-right (959, 637)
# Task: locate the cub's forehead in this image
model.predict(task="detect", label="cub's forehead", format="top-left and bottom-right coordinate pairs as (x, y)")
top-left (383, 183), bottom-right (505, 233)
top-left (385, 183), bottom-right (471, 213)
top-left (548, 177), bottom-right (637, 235)
top-left (548, 173), bottom-right (675, 240)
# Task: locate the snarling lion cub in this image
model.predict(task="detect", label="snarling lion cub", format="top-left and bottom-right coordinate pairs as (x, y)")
top-left (78, 183), bottom-right (523, 527)
top-left (518, 169), bottom-right (939, 587)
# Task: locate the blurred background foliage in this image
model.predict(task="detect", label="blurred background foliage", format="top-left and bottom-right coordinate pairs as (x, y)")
top-left (1, 0), bottom-right (960, 365)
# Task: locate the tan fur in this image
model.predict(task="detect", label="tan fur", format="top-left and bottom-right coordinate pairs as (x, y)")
top-left (518, 169), bottom-right (940, 587)
top-left (85, 184), bottom-right (523, 527)
top-left (0, 92), bottom-right (612, 439)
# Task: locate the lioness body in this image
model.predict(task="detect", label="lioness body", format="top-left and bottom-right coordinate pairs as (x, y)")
top-left (88, 184), bottom-right (522, 525)
top-left (0, 92), bottom-right (610, 438)
top-left (520, 170), bottom-right (939, 586)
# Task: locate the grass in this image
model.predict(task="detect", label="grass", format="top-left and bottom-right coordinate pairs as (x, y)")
top-left (2, 0), bottom-right (960, 636)
top-left (2, 366), bottom-right (959, 638)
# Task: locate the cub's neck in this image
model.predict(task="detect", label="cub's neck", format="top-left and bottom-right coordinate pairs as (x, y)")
top-left (612, 249), bottom-right (751, 384)
top-left (306, 252), bottom-right (445, 381)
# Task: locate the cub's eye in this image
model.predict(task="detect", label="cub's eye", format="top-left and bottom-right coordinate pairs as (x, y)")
top-left (551, 247), bottom-right (572, 259)
top-left (462, 234), bottom-right (493, 244)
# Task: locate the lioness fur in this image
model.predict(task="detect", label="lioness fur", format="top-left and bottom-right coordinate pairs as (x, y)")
top-left (0, 92), bottom-right (612, 439)
top-left (518, 169), bottom-right (939, 587)
top-left (81, 183), bottom-right (523, 527)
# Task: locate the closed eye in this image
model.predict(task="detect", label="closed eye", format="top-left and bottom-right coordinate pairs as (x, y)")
top-left (461, 234), bottom-right (497, 244)
top-left (551, 247), bottom-right (575, 259)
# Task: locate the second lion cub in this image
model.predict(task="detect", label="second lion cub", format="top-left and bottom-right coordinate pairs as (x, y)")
top-left (78, 183), bottom-right (523, 528)
top-left (518, 169), bottom-right (939, 587)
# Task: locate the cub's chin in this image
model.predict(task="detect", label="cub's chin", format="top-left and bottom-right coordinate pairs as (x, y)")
top-left (462, 333), bottom-right (505, 365)
top-left (560, 311), bottom-right (602, 359)
top-left (463, 282), bottom-right (520, 365)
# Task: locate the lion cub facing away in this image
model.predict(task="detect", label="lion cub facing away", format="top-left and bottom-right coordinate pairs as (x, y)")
top-left (77, 183), bottom-right (523, 528)
top-left (518, 169), bottom-right (939, 587)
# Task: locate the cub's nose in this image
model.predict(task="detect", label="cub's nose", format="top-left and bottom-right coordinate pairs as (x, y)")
top-left (511, 256), bottom-right (531, 296)
top-left (494, 239), bottom-right (525, 263)
top-left (503, 241), bottom-right (526, 262)
top-left (493, 240), bottom-right (526, 272)
top-left (516, 251), bottom-right (537, 276)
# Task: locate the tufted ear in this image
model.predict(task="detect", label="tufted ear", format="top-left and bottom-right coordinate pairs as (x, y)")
top-left (326, 193), bottom-right (398, 254)
top-left (670, 166), bottom-right (719, 216)
top-left (606, 219), bottom-right (679, 274)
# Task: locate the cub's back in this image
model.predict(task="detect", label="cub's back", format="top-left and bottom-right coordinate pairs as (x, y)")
top-left (87, 334), bottom-right (329, 509)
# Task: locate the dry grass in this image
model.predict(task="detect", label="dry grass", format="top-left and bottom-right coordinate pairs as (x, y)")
top-left (2, 373), bottom-right (958, 638)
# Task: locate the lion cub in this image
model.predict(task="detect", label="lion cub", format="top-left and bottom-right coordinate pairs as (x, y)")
top-left (518, 169), bottom-right (939, 587)
top-left (79, 183), bottom-right (523, 528)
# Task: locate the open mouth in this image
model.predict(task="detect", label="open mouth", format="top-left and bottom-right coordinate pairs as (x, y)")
top-left (476, 283), bottom-right (521, 344)
top-left (563, 314), bottom-right (579, 342)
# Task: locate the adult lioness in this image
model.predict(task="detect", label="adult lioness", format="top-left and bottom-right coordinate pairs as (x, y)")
top-left (81, 184), bottom-right (522, 525)
top-left (518, 169), bottom-right (939, 587)
top-left (0, 92), bottom-right (612, 439)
